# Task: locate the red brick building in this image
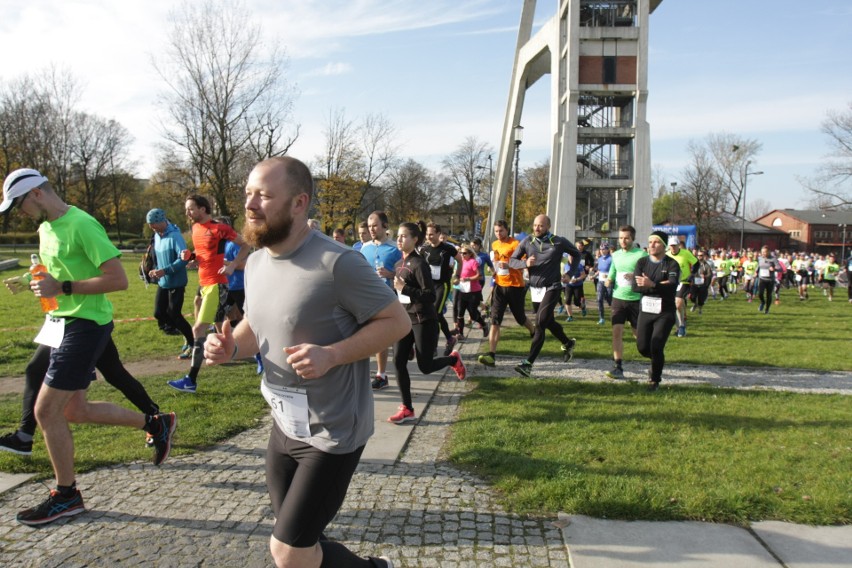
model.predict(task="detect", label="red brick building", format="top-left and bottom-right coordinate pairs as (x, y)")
top-left (754, 209), bottom-right (852, 255)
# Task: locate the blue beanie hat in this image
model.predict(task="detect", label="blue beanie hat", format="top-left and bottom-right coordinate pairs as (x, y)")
top-left (146, 208), bottom-right (167, 224)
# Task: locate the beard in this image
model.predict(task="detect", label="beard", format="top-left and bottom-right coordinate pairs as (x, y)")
top-left (242, 206), bottom-right (295, 249)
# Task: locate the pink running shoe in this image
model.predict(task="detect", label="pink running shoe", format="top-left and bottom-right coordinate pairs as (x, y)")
top-left (388, 405), bottom-right (416, 424)
top-left (450, 350), bottom-right (466, 381)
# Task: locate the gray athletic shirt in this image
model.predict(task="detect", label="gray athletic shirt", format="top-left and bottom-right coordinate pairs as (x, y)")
top-left (245, 231), bottom-right (398, 454)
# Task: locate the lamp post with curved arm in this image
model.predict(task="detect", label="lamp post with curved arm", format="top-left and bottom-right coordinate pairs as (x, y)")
top-left (510, 125), bottom-right (523, 237)
top-left (740, 162), bottom-right (764, 251)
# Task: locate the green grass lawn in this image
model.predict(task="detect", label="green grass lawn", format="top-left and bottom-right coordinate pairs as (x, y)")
top-left (447, 282), bottom-right (852, 525)
top-left (448, 379), bottom-right (852, 525)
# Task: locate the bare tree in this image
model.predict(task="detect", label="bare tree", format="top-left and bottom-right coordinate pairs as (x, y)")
top-left (314, 108), bottom-right (363, 229)
top-left (0, 67), bottom-right (81, 197)
top-left (68, 113), bottom-right (134, 215)
top-left (385, 159), bottom-right (436, 224)
top-left (441, 137), bottom-right (493, 234)
top-left (154, 0), bottom-right (299, 219)
top-left (746, 198), bottom-right (773, 220)
top-left (706, 132), bottom-right (762, 217)
top-left (679, 142), bottom-right (728, 246)
top-left (357, 112), bottom-right (399, 211)
top-left (800, 101), bottom-right (852, 209)
top-left (146, 153), bottom-right (198, 224)
top-left (313, 108), bottom-right (400, 227)
top-left (316, 108), bottom-right (361, 179)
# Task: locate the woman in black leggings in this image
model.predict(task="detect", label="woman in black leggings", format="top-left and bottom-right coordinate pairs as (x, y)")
top-left (389, 221), bottom-right (466, 425)
top-left (632, 231), bottom-right (681, 391)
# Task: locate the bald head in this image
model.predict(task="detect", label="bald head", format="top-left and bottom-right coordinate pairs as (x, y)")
top-left (533, 214), bottom-right (551, 237)
top-left (251, 156), bottom-right (314, 201)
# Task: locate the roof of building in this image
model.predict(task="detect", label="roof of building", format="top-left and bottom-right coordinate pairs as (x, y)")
top-left (758, 209), bottom-right (852, 225)
top-left (715, 212), bottom-right (787, 234)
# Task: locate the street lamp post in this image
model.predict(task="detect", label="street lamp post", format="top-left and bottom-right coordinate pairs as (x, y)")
top-left (740, 161), bottom-right (764, 251)
top-left (840, 224), bottom-right (848, 262)
top-left (511, 125), bottom-right (523, 237)
top-left (475, 154), bottom-right (493, 238)
top-left (670, 182), bottom-right (677, 224)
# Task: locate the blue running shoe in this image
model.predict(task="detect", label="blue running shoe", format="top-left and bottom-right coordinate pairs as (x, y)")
top-left (255, 353), bottom-right (264, 375)
top-left (168, 376), bottom-right (197, 393)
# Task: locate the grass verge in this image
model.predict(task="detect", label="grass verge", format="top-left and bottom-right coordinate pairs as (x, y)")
top-left (447, 378), bottom-right (852, 525)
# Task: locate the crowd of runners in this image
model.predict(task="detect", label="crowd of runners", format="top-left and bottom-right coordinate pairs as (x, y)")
top-left (1, 158), bottom-right (848, 568)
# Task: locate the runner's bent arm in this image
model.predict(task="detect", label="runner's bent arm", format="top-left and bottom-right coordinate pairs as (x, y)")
top-left (34, 256), bottom-right (128, 298)
top-left (221, 234), bottom-right (252, 276)
top-left (285, 300), bottom-right (411, 379)
top-left (204, 318), bottom-right (259, 365)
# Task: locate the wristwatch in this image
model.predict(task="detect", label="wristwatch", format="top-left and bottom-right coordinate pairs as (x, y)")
top-left (62, 280), bottom-right (73, 295)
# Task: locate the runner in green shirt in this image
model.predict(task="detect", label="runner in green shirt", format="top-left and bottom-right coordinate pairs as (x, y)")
top-left (666, 236), bottom-right (697, 337)
top-left (603, 225), bottom-right (647, 379)
top-left (742, 252), bottom-right (759, 302)
top-left (1, 168), bottom-right (177, 527)
top-left (820, 253), bottom-right (840, 302)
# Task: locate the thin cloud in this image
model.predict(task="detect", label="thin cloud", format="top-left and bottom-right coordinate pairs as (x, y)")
top-left (260, 0), bottom-right (502, 58)
top-left (303, 62), bottom-right (353, 77)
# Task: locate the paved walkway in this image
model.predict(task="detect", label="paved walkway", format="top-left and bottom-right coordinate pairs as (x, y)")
top-left (1, 334), bottom-right (850, 566)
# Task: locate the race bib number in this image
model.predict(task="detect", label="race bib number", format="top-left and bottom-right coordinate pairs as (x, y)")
top-left (716, 271), bottom-right (726, 278)
top-left (459, 280), bottom-right (471, 293)
top-left (261, 381), bottom-right (310, 439)
top-left (795, 274), bottom-right (802, 282)
top-left (694, 276), bottom-right (704, 286)
top-left (496, 264), bottom-right (509, 276)
top-left (759, 268), bottom-right (770, 278)
top-left (398, 291), bottom-right (411, 304)
top-left (641, 296), bottom-right (662, 314)
top-left (530, 286), bottom-right (546, 303)
top-left (34, 315), bottom-right (65, 348)
top-left (731, 271), bottom-right (738, 277)
top-left (430, 265), bottom-right (441, 280)
top-left (597, 272), bottom-right (607, 281)
top-left (617, 273), bottom-right (632, 288)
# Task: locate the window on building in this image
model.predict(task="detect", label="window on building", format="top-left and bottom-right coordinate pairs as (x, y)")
top-left (788, 230), bottom-right (801, 238)
top-left (772, 218), bottom-right (783, 227)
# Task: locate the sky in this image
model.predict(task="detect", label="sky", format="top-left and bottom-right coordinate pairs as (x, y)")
top-left (1, 0), bottom-right (850, 213)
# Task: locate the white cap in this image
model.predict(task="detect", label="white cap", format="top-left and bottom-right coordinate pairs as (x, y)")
top-left (1, 168), bottom-right (48, 213)
top-left (667, 235), bottom-right (681, 246)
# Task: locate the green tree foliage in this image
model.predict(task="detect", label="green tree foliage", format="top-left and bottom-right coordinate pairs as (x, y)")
top-left (385, 159), bottom-right (434, 225)
top-left (512, 160), bottom-right (549, 232)
top-left (316, 175), bottom-right (362, 234)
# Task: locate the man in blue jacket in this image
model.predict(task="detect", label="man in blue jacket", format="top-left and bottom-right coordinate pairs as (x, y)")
top-left (146, 208), bottom-right (194, 358)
